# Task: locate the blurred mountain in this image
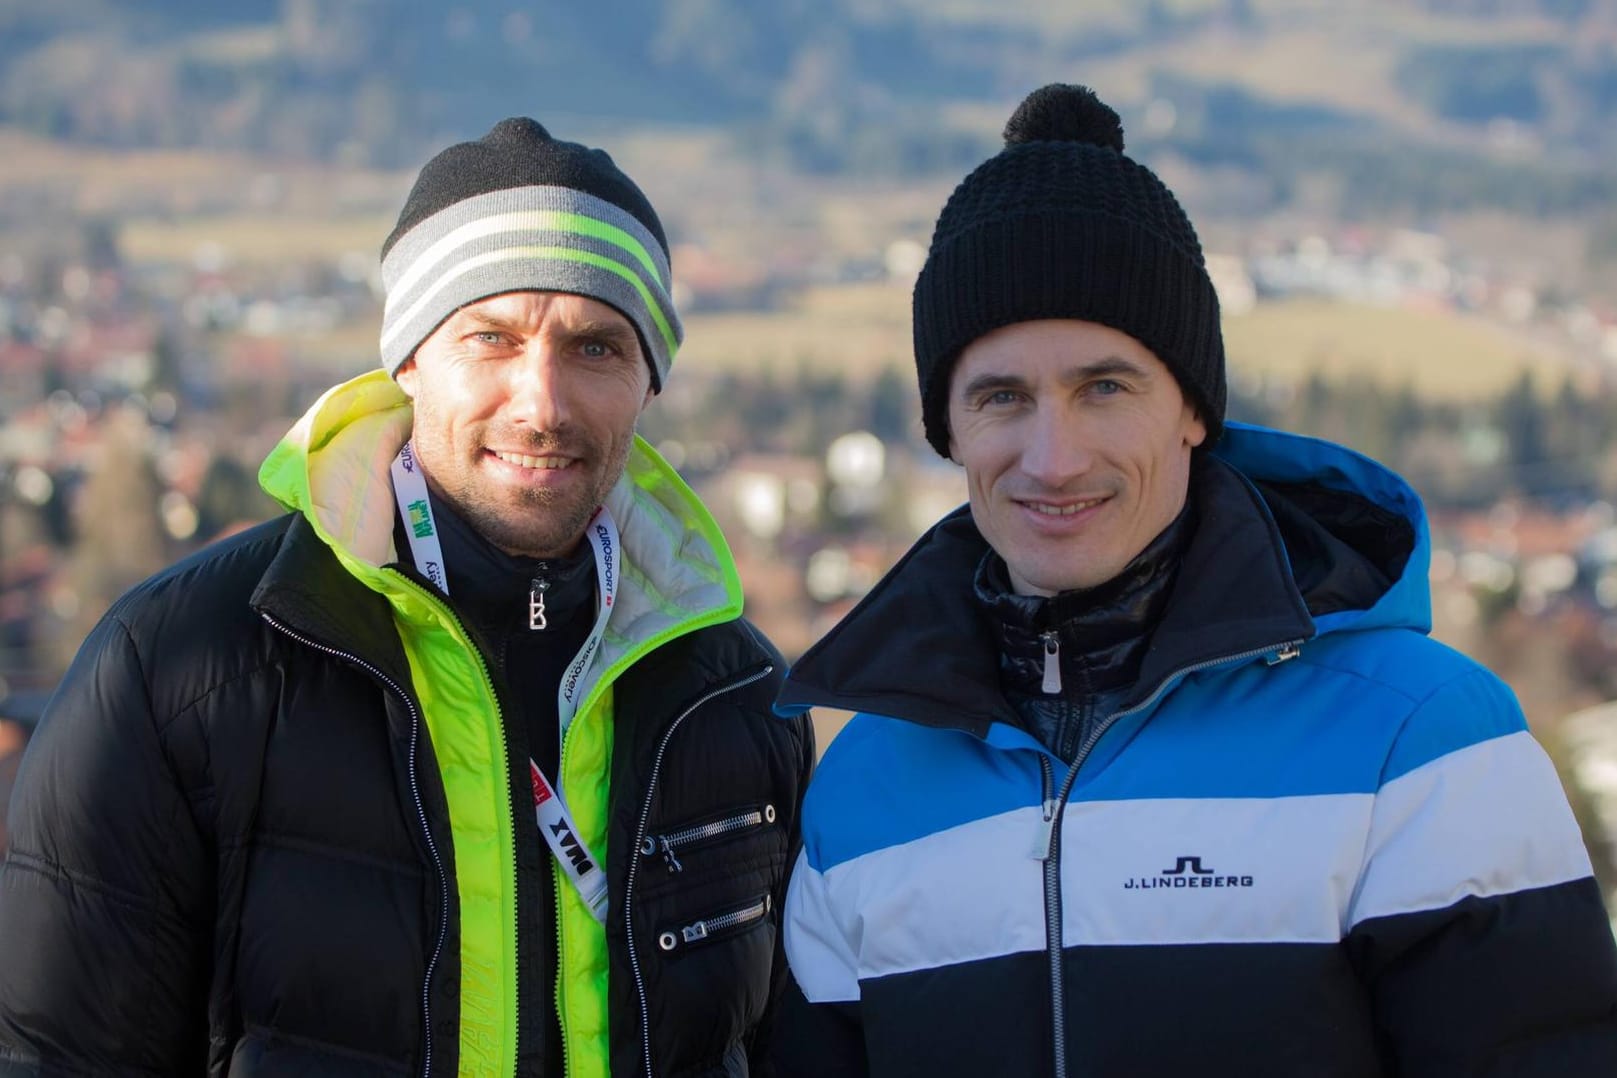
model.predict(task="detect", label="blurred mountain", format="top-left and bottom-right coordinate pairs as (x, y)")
top-left (0, 0), bottom-right (1003, 164)
top-left (1, 0), bottom-right (1615, 226)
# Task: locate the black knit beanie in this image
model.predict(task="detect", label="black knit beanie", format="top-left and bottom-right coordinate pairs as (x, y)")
top-left (379, 117), bottom-right (681, 389)
top-left (913, 84), bottom-right (1226, 457)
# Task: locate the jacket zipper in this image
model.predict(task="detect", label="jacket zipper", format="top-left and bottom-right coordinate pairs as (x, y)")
top-left (262, 611), bottom-right (452, 1078)
top-left (640, 805), bottom-right (777, 873)
top-left (656, 893), bottom-right (773, 953)
top-left (624, 665), bottom-right (775, 1078)
top-left (554, 656), bottom-right (585, 1078)
top-left (1040, 631), bottom-right (1062, 695)
top-left (529, 563), bottom-right (551, 631)
top-left (1033, 638), bottom-right (1304, 1078)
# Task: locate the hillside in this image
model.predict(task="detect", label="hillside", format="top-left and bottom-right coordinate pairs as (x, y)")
top-left (2, 1), bottom-right (1614, 165)
top-left (3, 1), bottom-right (1616, 293)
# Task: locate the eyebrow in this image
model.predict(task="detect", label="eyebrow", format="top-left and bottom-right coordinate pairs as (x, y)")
top-left (454, 310), bottom-right (641, 352)
top-left (564, 319), bottom-right (641, 349)
top-left (454, 309), bottom-right (527, 335)
top-left (957, 355), bottom-right (1149, 398)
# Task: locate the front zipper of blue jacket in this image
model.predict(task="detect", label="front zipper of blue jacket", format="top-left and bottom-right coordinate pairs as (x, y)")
top-left (262, 611), bottom-right (453, 1078)
top-left (1033, 639), bottom-right (1304, 1078)
top-left (623, 664), bottom-right (775, 1078)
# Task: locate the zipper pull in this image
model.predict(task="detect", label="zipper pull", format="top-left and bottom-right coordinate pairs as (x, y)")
top-left (638, 834), bottom-right (683, 873)
top-left (528, 571), bottom-right (549, 631)
top-left (1030, 812), bottom-right (1056, 861)
top-left (1031, 754), bottom-right (1057, 860)
top-left (1265, 641), bottom-right (1302, 665)
top-left (1040, 631), bottom-right (1062, 695)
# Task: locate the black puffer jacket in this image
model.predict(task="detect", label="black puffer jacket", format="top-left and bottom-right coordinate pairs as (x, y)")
top-left (0, 507), bottom-right (811, 1076)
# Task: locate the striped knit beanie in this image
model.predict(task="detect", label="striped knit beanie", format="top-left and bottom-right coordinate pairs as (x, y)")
top-left (913, 84), bottom-right (1226, 457)
top-left (379, 117), bottom-right (682, 389)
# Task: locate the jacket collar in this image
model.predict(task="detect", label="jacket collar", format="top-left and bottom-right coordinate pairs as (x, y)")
top-left (778, 453), bottom-right (1318, 736)
top-left (255, 369), bottom-right (749, 712)
top-left (250, 512), bottom-right (415, 689)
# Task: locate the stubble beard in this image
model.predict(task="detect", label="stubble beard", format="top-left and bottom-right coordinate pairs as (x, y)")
top-left (446, 432), bottom-right (634, 559)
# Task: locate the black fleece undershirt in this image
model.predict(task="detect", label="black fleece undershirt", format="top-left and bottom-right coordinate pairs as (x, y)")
top-left (975, 504), bottom-right (1192, 761)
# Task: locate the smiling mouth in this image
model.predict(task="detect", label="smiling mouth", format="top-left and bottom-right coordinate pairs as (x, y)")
top-left (492, 449), bottom-right (572, 470)
top-left (1025, 496), bottom-right (1106, 517)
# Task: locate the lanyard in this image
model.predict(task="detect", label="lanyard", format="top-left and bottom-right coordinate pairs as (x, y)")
top-left (390, 441), bottom-right (615, 922)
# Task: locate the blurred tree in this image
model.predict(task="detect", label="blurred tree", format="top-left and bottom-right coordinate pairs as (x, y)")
top-left (195, 454), bottom-right (275, 541)
top-left (867, 366), bottom-right (914, 444)
top-left (1495, 370), bottom-right (1548, 495)
top-left (50, 410), bottom-right (168, 673)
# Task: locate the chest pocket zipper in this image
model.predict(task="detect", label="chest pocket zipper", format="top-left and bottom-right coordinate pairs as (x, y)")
top-left (656, 893), bottom-right (773, 953)
top-left (640, 804), bottom-right (776, 873)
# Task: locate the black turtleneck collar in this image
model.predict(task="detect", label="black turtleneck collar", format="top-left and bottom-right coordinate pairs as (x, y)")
top-left (395, 490), bottom-right (598, 638)
top-left (973, 502), bottom-right (1194, 757)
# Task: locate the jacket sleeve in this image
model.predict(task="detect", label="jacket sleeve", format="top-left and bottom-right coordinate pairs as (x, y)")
top-left (768, 847), bottom-right (870, 1078)
top-left (747, 708), bottom-right (816, 1078)
top-left (1343, 667), bottom-right (1617, 1075)
top-left (0, 610), bottom-right (211, 1075)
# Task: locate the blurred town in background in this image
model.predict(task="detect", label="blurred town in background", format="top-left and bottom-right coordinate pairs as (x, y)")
top-left (3, 0), bottom-right (1617, 908)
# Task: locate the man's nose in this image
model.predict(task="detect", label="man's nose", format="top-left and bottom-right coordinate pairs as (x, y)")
top-left (1019, 407), bottom-right (1092, 486)
top-left (506, 346), bottom-right (570, 430)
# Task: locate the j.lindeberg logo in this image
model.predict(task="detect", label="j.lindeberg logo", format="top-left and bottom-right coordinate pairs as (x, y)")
top-left (1123, 855), bottom-right (1254, 890)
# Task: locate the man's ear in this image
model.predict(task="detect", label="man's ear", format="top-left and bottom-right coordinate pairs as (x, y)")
top-left (395, 358), bottom-right (418, 401)
top-left (1183, 401), bottom-right (1208, 450)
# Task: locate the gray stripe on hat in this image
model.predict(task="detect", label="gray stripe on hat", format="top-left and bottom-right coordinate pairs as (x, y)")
top-left (380, 248), bottom-right (676, 387)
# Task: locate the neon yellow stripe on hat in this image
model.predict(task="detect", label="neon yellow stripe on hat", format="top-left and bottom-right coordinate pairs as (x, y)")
top-left (386, 210), bottom-right (667, 308)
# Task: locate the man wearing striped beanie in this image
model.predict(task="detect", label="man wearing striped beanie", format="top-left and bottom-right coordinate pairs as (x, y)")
top-left (0, 117), bottom-right (813, 1077)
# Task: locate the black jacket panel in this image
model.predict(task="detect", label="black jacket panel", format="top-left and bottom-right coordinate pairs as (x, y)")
top-left (607, 620), bottom-right (813, 1078)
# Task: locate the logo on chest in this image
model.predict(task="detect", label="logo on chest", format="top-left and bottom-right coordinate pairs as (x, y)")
top-left (1123, 855), bottom-right (1254, 890)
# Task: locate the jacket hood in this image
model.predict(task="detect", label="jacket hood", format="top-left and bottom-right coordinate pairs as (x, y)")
top-left (259, 369), bottom-right (745, 702)
top-left (1215, 421), bottom-right (1430, 638)
top-left (777, 421), bottom-right (1431, 733)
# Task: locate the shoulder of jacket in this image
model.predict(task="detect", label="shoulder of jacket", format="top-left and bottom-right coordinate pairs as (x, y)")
top-left (109, 515), bottom-right (296, 636)
top-left (1295, 624), bottom-right (1505, 707)
top-left (635, 616), bottom-right (785, 687)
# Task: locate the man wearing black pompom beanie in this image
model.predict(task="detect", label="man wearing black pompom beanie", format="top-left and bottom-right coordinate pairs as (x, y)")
top-left (772, 84), bottom-right (1617, 1077)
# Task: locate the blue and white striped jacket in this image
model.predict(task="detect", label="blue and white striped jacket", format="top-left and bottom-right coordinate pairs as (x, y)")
top-left (772, 423), bottom-right (1617, 1077)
